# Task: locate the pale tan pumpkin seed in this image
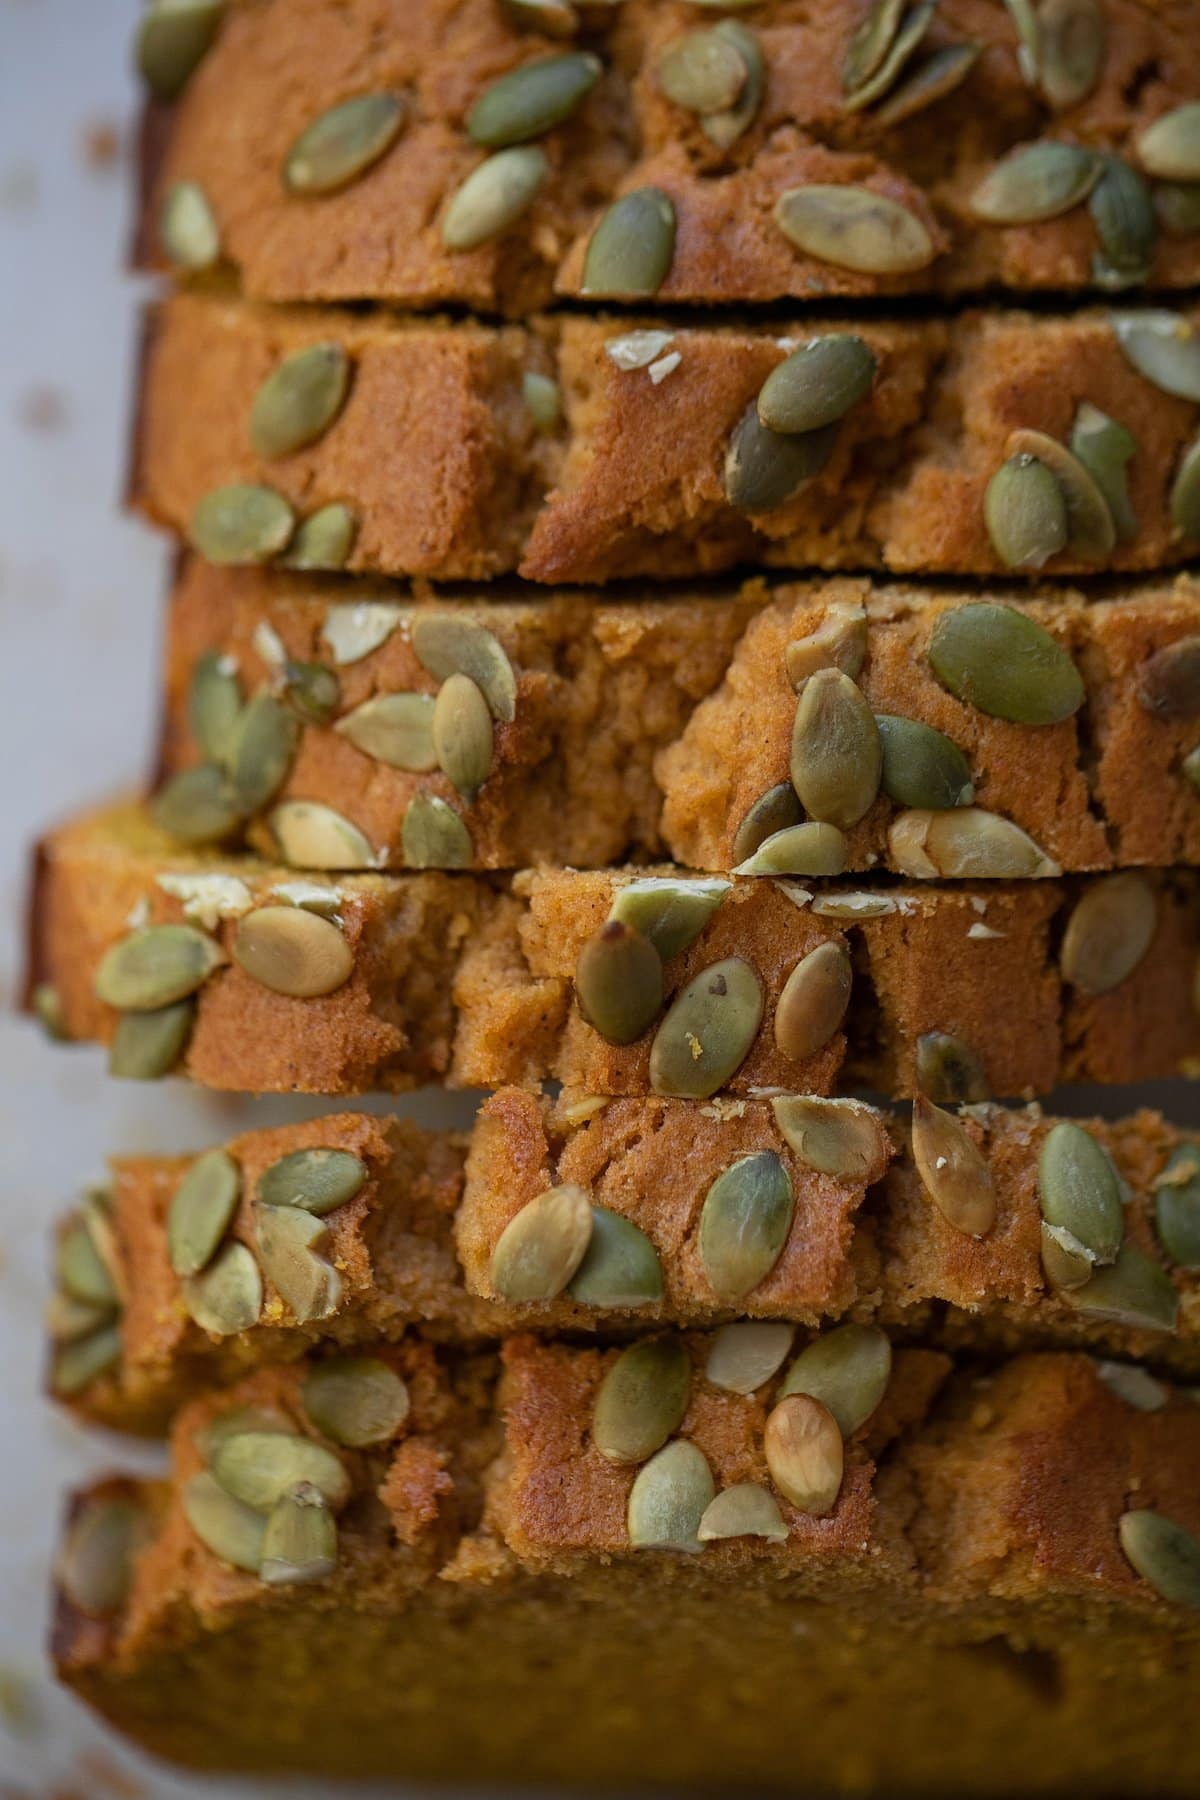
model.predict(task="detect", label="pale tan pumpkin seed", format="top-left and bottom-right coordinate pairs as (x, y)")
top-left (468, 51), bottom-right (601, 146)
top-left (249, 343), bottom-right (350, 460)
top-left (109, 999), bottom-right (195, 1080)
top-left (698, 1483), bottom-right (787, 1541)
top-left (183, 1471), bottom-right (266, 1573)
top-left (594, 1339), bottom-right (691, 1464)
top-left (522, 369), bottom-right (561, 427)
top-left (161, 180), bottom-right (220, 270)
top-left (1170, 433), bottom-right (1200, 540)
top-left (774, 942), bottom-right (852, 1064)
top-left (284, 93), bottom-right (406, 194)
top-left (842, 0), bottom-right (907, 94)
top-left (58, 1496), bottom-right (143, 1616)
top-left (876, 714), bottom-right (973, 810)
top-left (1060, 873), bottom-right (1157, 995)
top-left (771, 1095), bottom-right (890, 1180)
top-left (182, 1240), bottom-right (263, 1337)
top-left (1095, 1361), bottom-right (1168, 1410)
top-left (1069, 403), bottom-right (1138, 540)
top-left (401, 795), bottom-right (473, 868)
top-left (699, 1151), bottom-right (794, 1302)
top-left (649, 957), bottom-right (763, 1098)
top-left (734, 821), bottom-right (849, 878)
top-left (657, 28), bottom-right (747, 114)
top-left (1119, 1509), bottom-right (1200, 1607)
top-left (151, 764), bottom-right (244, 846)
top-left (212, 1430), bottom-right (350, 1514)
top-left (1038, 0), bottom-right (1106, 109)
top-left (1154, 1144), bottom-right (1200, 1269)
top-left (731, 784), bottom-right (804, 864)
top-left (433, 672), bottom-right (494, 799)
top-left (914, 1032), bottom-right (988, 1104)
top-left (627, 1439), bottom-right (714, 1551)
top-left (1041, 1219), bottom-right (1096, 1290)
top-left (582, 187), bottom-right (677, 296)
top-left (270, 799), bottom-right (374, 869)
top-left (1155, 182), bottom-right (1200, 237)
top-left (95, 924), bottom-right (225, 1012)
top-left (502, 0), bottom-right (579, 36)
top-left (758, 335), bottom-right (877, 435)
top-left (490, 1184), bottom-right (593, 1300)
top-left (168, 1147), bottom-right (240, 1278)
top-left (576, 920), bottom-right (663, 1044)
top-left (873, 41), bottom-right (981, 128)
top-left (1005, 428), bottom-right (1116, 561)
top-left (442, 146), bottom-right (549, 250)
top-left (1063, 1241), bottom-right (1179, 1331)
top-left (790, 669), bottom-right (881, 829)
top-left (971, 141), bottom-right (1100, 223)
top-left (190, 484), bottom-right (295, 564)
top-left (701, 21), bottom-right (763, 149)
top-left (984, 455), bottom-right (1068, 569)
top-left (912, 1094), bottom-right (996, 1237)
top-left (258, 1148), bottom-right (367, 1215)
top-left (1136, 103), bottom-right (1200, 183)
top-left (337, 693), bottom-right (437, 771)
top-left (137, 0), bottom-right (223, 100)
top-left (32, 981), bottom-right (67, 1041)
top-left (410, 616), bottom-right (517, 722)
top-left (609, 877), bottom-right (729, 963)
top-left (279, 503), bottom-right (357, 571)
top-left (1111, 310), bottom-right (1200, 401)
top-left (764, 1393), bottom-right (843, 1515)
top-left (260, 1483), bottom-right (337, 1586)
top-left (704, 1321), bottom-right (793, 1394)
top-left (780, 1323), bottom-right (892, 1434)
top-left (303, 1357), bottom-right (410, 1447)
top-left (254, 1204), bottom-right (342, 1322)
top-left (53, 1326), bottom-right (123, 1397)
top-left (1089, 156), bottom-right (1156, 288)
top-left (725, 406), bottom-right (839, 512)
top-left (889, 808), bottom-right (1061, 878)
top-left (774, 183), bottom-right (935, 273)
top-left (927, 601), bottom-right (1084, 723)
top-left (841, 2), bottom-right (935, 114)
top-left (193, 1403), bottom-right (292, 1462)
top-left (568, 1207), bottom-right (663, 1306)
top-left (233, 905), bottom-right (353, 998)
top-left (1039, 1120), bottom-right (1124, 1265)
top-left (784, 600), bottom-right (868, 687)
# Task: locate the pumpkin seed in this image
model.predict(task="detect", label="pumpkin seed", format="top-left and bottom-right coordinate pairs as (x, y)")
top-left (609, 877), bottom-right (729, 963)
top-left (303, 1357), bottom-right (410, 1447)
top-left (1004, 0), bottom-right (1041, 84)
top-left (1136, 103), bottom-right (1200, 183)
top-left (161, 180), bottom-right (220, 270)
top-left (1110, 310), bottom-right (1200, 401)
top-left (1183, 744), bottom-right (1200, 790)
top-left (182, 1240), bottom-right (263, 1336)
top-left (774, 942), bottom-right (852, 1064)
top-left (468, 51), bottom-right (601, 147)
top-left (594, 1339), bottom-right (691, 1464)
top-left (401, 795), bottom-right (473, 869)
top-left (254, 1204), bottom-right (342, 1322)
top-left (780, 1323), bottom-right (892, 1435)
top-left (704, 1321), bottom-right (794, 1394)
top-left (758, 336), bottom-right (877, 436)
top-left (59, 1496), bottom-right (142, 1616)
top-left (95, 924), bottom-right (225, 1012)
top-left (914, 1032), bottom-right (988, 1104)
top-left (657, 28), bottom-right (747, 114)
top-left (627, 1440), bottom-right (714, 1551)
top-left (55, 1219), bottom-right (115, 1310)
top-left (1170, 433), bottom-right (1200, 540)
top-left (137, 0), bottom-right (223, 100)
top-left (281, 659), bottom-right (340, 727)
top-left (724, 406), bottom-right (839, 512)
top-left (576, 920), bottom-right (663, 1044)
top-left (1154, 1145), bottom-right (1200, 1269)
top-left (699, 1151), bottom-right (794, 1302)
top-left (336, 693), bottom-right (437, 771)
top-left (790, 669), bottom-right (882, 829)
top-left (1041, 1219), bottom-right (1096, 1290)
top-left (734, 820), bottom-right (850, 878)
top-left (1069, 403), bottom-right (1138, 540)
top-left (280, 503), bottom-right (357, 571)
top-left (971, 141), bottom-right (1099, 223)
top-left (927, 602), bottom-right (1084, 724)
top-left (249, 344), bottom-right (350, 460)
top-left (53, 1327), bottom-right (123, 1397)
top-left (784, 600), bottom-right (868, 687)
top-left (108, 999), bottom-right (195, 1080)
top-left (260, 1483), bottom-right (337, 1586)
top-left (1155, 183), bottom-right (1200, 238)
top-left (47, 1290), bottom-right (117, 1346)
top-left (1060, 873), bottom-right (1157, 995)
top-left (258, 1148), bottom-right (367, 1215)
top-left (167, 1147), bottom-right (240, 1278)
top-left (270, 800), bottom-right (374, 869)
top-left (911, 1094), bottom-right (996, 1236)
top-left (32, 981), bottom-right (67, 1040)
top-left (568, 1207), bottom-right (663, 1306)
top-left (151, 764), bottom-right (244, 845)
top-left (1095, 1361), bottom-right (1168, 1410)
top-left (502, 0), bottom-right (579, 36)
top-left (698, 1483), bottom-right (788, 1542)
top-left (983, 455), bottom-right (1068, 569)
top-left (873, 41), bottom-right (981, 128)
top-left (771, 1095), bottom-right (890, 1180)
top-left (490, 1184), bottom-right (593, 1300)
top-left (442, 146), bottom-right (548, 250)
top-left (581, 187), bottom-right (677, 297)
top-left (1119, 1510), bottom-right (1200, 1608)
top-left (842, 0), bottom-right (907, 94)
top-left (189, 651), bottom-right (242, 762)
top-left (876, 714), bottom-right (973, 811)
top-left (701, 21), bottom-right (763, 150)
top-left (1004, 428), bottom-right (1116, 561)
top-left (522, 369), bottom-right (561, 428)
top-left (731, 785), bottom-right (804, 864)
top-left (228, 692), bottom-right (300, 813)
top-left (183, 1472), bottom-right (266, 1573)
top-left (1089, 156), bottom-right (1156, 288)
top-left (764, 1394), bottom-right (843, 1516)
top-left (842, 3), bottom-right (936, 115)
top-left (1038, 0), bottom-right (1106, 109)
top-left (212, 1430), bottom-right (350, 1514)
top-left (411, 616), bottom-right (516, 722)
top-left (233, 905), bottom-right (352, 998)
top-left (1138, 636), bottom-right (1200, 719)
top-left (190, 483), bottom-right (295, 564)
top-left (774, 183), bottom-right (936, 273)
top-left (1038, 1120), bottom-right (1123, 1266)
top-left (432, 673), bottom-right (493, 800)
top-left (1063, 1241), bottom-right (1179, 1331)
top-left (888, 808), bottom-right (1061, 878)
top-left (284, 93), bottom-right (406, 194)
top-left (649, 957), bottom-right (763, 1098)
top-left (193, 1404), bottom-right (293, 1462)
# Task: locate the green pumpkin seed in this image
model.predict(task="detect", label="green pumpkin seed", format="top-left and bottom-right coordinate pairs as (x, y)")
top-left (790, 669), bottom-right (881, 829)
top-left (228, 691), bottom-right (300, 812)
top-left (95, 924), bottom-right (225, 1012)
top-left (151, 764), bottom-right (244, 846)
top-left (1155, 182), bottom-right (1200, 238)
top-left (168, 1147), bottom-right (240, 1278)
top-left (109, 999), bottom-right (195, 1080)
top-left (774, 941), bottom-right (852, 1064)
top-left (889, 808), bottom-right (1060, 879)
top-left (758, 335), bottom-right (877, 436)
top-left (442, 146), bottom-right (548, 250)
top-left (279, 503), bottom-right (357, 571)
top-left (137, 0), bottom-right (223, 101)
top-left (281, 659), bottom-right (340, 727)
top-left (1111, 310), bottom-right (1200, 401)
top-left (233, 905), bottom-right (353, 998)
top-left (32, 981), bottom-right (67, 1040)
top-left (609, 877), bottom-right (729, 963)
top-left (432, 673), bottom-right (493, 800)
top-left (1170, 433), bottom-right (1200, 541)
top-left (1095, 1361), bottom-right (1168, 1410)
top-left (764, 1393), bottom-right (843, 1516)
top-left (182, 1240), bottom-right (263, 1337)
top-left (1137, 103), bottom-right (1200, 183)
top-left (780, 1323), bottom-right (892, 1435)
top-left (254, 1204), bottom-right (341, 1322)
top-left (190, 483), bottom-right (295, 564)
top-left (731, 784), bottom-right (804, 864)
top-left (58, 1496), bottom-right (143, 1616)
top-left (183, 1471), bottom-right (266, 1573)
top-left (876, 714), bottom-right (973, 811)
top-left (47, 1289), bottom-right (117, 1346)
top-left (258, 1148), bottom-right (367, 1215)
top-left (401, 795), bottom-right (473, 869)
top-left (842, 0), bottom-right (907, 94)
top-left (189, 651), bottom-right (242, 762)
top-left (1038, 1120), bottom-right (1124, 1266)
top-left (704, 1321), bottom-right (793, 1394)
top-left (249, 343), bottom-right (350, 459)
top-left (575, 920), bottom-right (663, 1045)
top-left (771, 1095), bottom-right (890, 1180)
top-left (502, 0), bottom-right (579, 36)
top-left (1063, 1241), bottom-right (1179, 1331)
top-left (1138, 636), bottom-right (1200, 718)
top-left (1069, 403), bottom-right (1138, 540)
top-left (522, 369), bottom-right (561, 428)
top-left (914, 1032), bottom-right (988, 1104)
top-left (55, 1223), bottom-right (113, 1309)
top-left (649, 957), bottom-right (763, 1098)
top-left (912, 1094), bottom-right (996, 1236)
top-left (284, 93), bottom-right (406, 194)
top-left (773, 183), bottom-right (936, 273)
top-left (784, 600), bottom-right (868, 687)
top-left (194, 1403), bottom-right (293, 1461)
top-left (983, 454), bottom-right (1069, 569)
top-left (568, 1207), bottom-right (663, 1306)
top-left (53, 1326), bottom-right (123, 1398)
top-left (1154, 1145), bottom-right (1200, 1269)
top-left (410, 615), bottom-right (516, 722)
top-left (927, 602), bottom-right (1084, 724)
top-left (160, 180), bottom-right (220, 270)
top-left (725, 405), bottom-right (840, 512)
top-left (627, 1439), bottom-right (714, 1551)
top-left (1004, 428), bottom-right (1116, 561)
top-left (1183, 743), bottom-right (1200, 790)
top-left (260, 1483), bottom-right (337, 1586)
top-left (468, 51), bottom-right (601, 147)
top-left (1038, 0), bottom-right (1106, 109)
top-left (733, 821), bottom-right (849, 878)
top-left (1041, 1219), bottom-right (1095, 1289)
top-left (701, 21), bottom-right (763, 150)
top-left (657, 28), bottom-right (747, 114)
top-left (303, 1357), bottom-right (410, 1447)
top-left (270, 799), bottom-right (374, 869)
top-left (336, 693), bottom-right (437, 770)
top-left (212, 1430), bottom-right (350, 1514)
top-left (1004, 0), bottom-right (1041, 84)
top-left (1089, 156), bottom-right (1156, 288)
top-left (873, 40), bottom-right (982, 128)
top-left (595, 1339), bottom-right (691, 1465)
top-left (699, 1151), bottom-right (794, 1302)
top-left (841, 2), bottom-right (936, 114)
top-left (1119, 1510), bottom-right (1200, 1608)
top-left (971, 141), bottom-right (1099, 223)
top-left (1060, 873), bottom-right (1157, 995)
top-left (699, 1483), bottom-right (788, 1542)
top-left (490, 1183), bottom-right (593, 1300)
top-left (582, 186), bottom-right (677, 297)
